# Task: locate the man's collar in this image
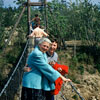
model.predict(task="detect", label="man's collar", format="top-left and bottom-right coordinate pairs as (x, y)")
top-left (46, 51), bottom-right (54, 57)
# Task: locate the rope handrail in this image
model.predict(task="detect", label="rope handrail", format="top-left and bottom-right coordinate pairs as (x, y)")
top-left (0, 40), bottom-right (29, 97)
top-left (59, 91), bottom-right (68, 100)
top-left (58, 77), bottom-right (85, 100)
top-left (69, 82), bottom-right (85, 100)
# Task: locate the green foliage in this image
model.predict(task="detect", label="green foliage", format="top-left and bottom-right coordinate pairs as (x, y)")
top-left (46, 0), bottom-right (100, 47)
top-left (0, 6), bottom-right (27, 50)
top-left (76, 53), bottom-right (88, 62)
top-left (0, 5), bottom-right (27, 91)
top-left (95, 64), bottom-right (100, 73)
top-left (6, 53), bottom-right (17, 64)
top-left (86, 66), bottom-right (96, 74)
top-left (78, 65), bottom-right (84, 75)
top-left (72, 94), bottom-right (78, 100)
top-left (0, 7), bottom-right (5, 48)
top-left (69, 65), bottom-right (75, 70)
top-left (0, 0), bottom-right (3, 7)
top-left (71, 56), bottom-right (78, 66)
top-left (79, 46), bottom-right (100, 64)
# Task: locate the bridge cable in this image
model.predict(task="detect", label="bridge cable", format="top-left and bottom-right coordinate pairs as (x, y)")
top-left (59, 91), bottom-right (68, 100)
top-left (2, 6), bottom-right (26, 53)
top-left (0, 40), bottom-right (29, 97)
top-left (69, 82), bottom-right (85, 100)
top-left (58, 81), bottom-right (85, 100)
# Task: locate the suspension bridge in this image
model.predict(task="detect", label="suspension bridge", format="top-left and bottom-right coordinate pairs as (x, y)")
top-left (0, 0), bottom-right (85, 100)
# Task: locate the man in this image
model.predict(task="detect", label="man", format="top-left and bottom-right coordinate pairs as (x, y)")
top-left (31, 14), bottom-right (40, 28)
top-left (28, 26), bottom-right (49, 47)
top-left (46, 39), bottom-right (58, 63)
top-left (46, 39), bottom-right (69, 100)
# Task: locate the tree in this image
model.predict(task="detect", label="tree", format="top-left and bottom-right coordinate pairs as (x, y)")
top-left (0, 0), bottom-right (3, 7)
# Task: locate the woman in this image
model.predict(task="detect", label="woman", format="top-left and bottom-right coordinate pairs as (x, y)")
top-left (21, 38), bottom-right (71, 100)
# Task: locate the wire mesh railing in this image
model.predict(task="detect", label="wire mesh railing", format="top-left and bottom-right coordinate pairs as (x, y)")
top-left (0, 40), bottom-right (29, 100)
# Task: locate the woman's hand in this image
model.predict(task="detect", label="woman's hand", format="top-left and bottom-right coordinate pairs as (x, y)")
top-left (57, 67), bottom-right (62, 72)
top-left (60, 75), bottom-right (71, 82)
top-left (49, 61), bottom-right (56, 66)
top-left (24, 67), bottom-right (31, 72)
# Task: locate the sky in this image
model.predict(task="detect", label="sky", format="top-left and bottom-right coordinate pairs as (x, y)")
top-left (3, 0), bottom-right (100, 8)
top-left (3, 0), bottom-right (48, 8)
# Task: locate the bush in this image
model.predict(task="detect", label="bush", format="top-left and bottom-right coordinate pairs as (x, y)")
top-left (72, 94), bottom-right (78, 100)
top-left (78, 65), bottom-right (84, 75)
top-left (71, 56), bottom-right (78, 66)
top-left (95, 64), bottom-right (100, 73)
top-left (69, 65), bottom-right (75, 70)
top-left (77, 53), bottom-right (88, 62)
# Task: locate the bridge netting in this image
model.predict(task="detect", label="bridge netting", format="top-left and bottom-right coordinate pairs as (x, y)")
top-left (0, 40), bottom-right (29, 100)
